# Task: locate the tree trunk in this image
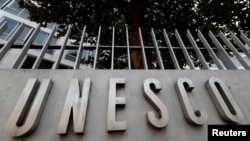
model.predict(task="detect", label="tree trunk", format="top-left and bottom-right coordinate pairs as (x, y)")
top-left (129, 0), bottom-right (149, 69)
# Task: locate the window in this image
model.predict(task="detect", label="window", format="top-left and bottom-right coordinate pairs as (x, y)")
top-left (0, 0), bottom-right (10, 7)
top-left (0, 17), bottom-right (19, 41)
top-left (0, 20), bottom-right (7, 35)
top-left (39, 59), bottom-right (54, 69)
top-left (32, 31), bottom-right (59, 55)
top-left (0, 0), bottom-right (5, 5)
top-left (3, 0), bottom-right (29, 19)
top-left (33, 31), bottom-right (59, 46)
top-left (20, 56), bottom-right (36, 69)
top-left (46, 23), bottom-right (57, 30)
top-left (33, 31), bottom-right (49, 45)
top-left (21, 56), bottom-right (54, 69)
top-left (59, 64), bottom-right (73, 69)
top-left (50, 37), bottom-right (58, 45)
top-left (14, 25), bottom-right (32, 44)
top-left (65, 50), bottom-right (77, 62)
top-left (45, 37), bottom-right (59, 55)
top-left (0, 18), bottom-right (33, 45)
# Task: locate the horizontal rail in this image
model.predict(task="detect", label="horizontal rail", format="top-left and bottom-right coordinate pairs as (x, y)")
top-left (0, 44), bottom-right (221, 50)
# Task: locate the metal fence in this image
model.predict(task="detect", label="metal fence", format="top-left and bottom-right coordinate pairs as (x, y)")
top-left (0, 23), bottom-right (250, 70)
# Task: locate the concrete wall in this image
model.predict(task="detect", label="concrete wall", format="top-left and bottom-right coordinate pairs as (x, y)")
top-left (0, 70), bottom-right (249, 141)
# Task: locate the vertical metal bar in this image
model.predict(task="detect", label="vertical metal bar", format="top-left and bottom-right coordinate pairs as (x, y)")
top-left (0, 21), bottom-right (7, 34)
top-left (111, 26), bottom-right (115, 70)
top-left (93, 26), bottom-right (101, 69)
top-left (163, 29), bottom-right (180, 69)
top-left (151, 28), bottom-right (164, 70)
top-left (240, 31), bottom-right (250, 46)
top-left (125, 25), bottom-right (131, 70)
top-left (74, 26), bottom-right (86, 70)
top-left (52, 25), bottom-right (72, 69)
top-left (187, 30), bottom-right (209, 69)
top-left (0, 23), bottom-right (24, 61)
top-left (230, 32), bottom-right (250, 59)
top-left (198, 31), bottom-right (225, 70)
top-left (219, 32), bottom-right (250, 69)
top-left (32, 25), bottom-right (57, 69)
top-left (175, 29), bottom-right (195, 69)
top-left (138, 27), bottom-right (148, 70)
top-left (12, 24), bottom-right (41, 68)
top-left (209, 31), bottom-right (238, 69)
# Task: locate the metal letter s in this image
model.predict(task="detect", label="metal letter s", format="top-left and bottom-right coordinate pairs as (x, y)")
top-left (143, 78), bottom-right (169, 128)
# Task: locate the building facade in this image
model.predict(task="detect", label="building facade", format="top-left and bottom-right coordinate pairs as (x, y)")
top-left (0, 0), bottom-right (92, 69)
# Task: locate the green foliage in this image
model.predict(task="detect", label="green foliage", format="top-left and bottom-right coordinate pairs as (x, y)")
top-left (20, 0), bottom-right (249, 41)
top-left (197, 0), bottom-right (250, 34)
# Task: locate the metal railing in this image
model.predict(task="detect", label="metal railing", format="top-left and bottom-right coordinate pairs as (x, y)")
top-left (0, 23), bottom-right (250, 70)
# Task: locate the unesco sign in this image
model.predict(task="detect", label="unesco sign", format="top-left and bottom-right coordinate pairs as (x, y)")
top-left (0, 70), bottom-right (249, 141)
